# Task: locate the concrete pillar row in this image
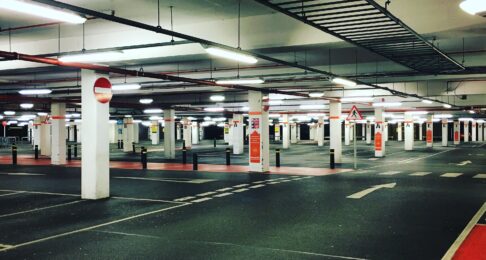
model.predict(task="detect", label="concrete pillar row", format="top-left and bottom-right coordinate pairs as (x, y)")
top-left (419, 123), bottom-right (423, 141)
top-left (122, 117), bottom-right (134, 152)
top-left (366, 121), bottom-right (372, 144)
top-left (39, 115), bottom-right (51, 157)
top-left (290, 122), bottom-right (297, 144)
top-left (397, 122), bottom-right (403, 141)
top-left (309, 124), bottom-right (316, 141)
top-left (478, 123), bottom-right (484, 142)
top-left (191, 122), bottom-right (199, 145)
top-left (33, 117), bottom-right (41, 149)
top-left (384, 122), bottom-right (388, 142)
top-left (274, 124), bottom-right (281, 141)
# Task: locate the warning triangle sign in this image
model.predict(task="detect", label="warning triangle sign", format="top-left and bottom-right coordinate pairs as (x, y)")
top-left (347, 105), bottom-right (363, 121)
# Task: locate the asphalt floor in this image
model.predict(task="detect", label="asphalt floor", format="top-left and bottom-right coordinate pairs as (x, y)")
top-left (0, 140), bottom-right (484, 259)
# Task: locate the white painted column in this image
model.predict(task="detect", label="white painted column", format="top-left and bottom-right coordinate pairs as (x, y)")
top-left (108, 122), bottom-right (116, 143)
top-left (366, 121), bottom-right (371, 144)
top-left (290, 123), bottom-right (297, 144)
top-left (51, 103), bottom-right (66, 165)
top-left (40, 117), bottom-right (51, 157)
top-left (344, 120), bottom-right (350, 146)
top-left (176, 123), bottom-right (181, 140)
top-left (483, 122), bottom-right (486, 142)
top-left (150, 120), bottom-right (160, 145)
top-left (122, 118), bottom-right (134, 152)
top-left (274, 124), bottom-right (280, 141)
top-left (384, 122), bottom-right (389, 142)
top-left (361, 123), bottom-right (366, 140)
top-left (317, 116), bottom-right (324, 147)
top-left (442, 119), bottom-right (448, 147)
top-left (374, 107), bottom-right (385, 157)
top-left (309, 124), bottom-right (316, 141)
top-left (248, 91), bottom-right (269, 172)
top-left (329, 101), bottom-right (342, 163)
top-left (191, 122), bottom-right (199, 145)
top-left (33, 118), bottom-right (41, 149)
top-left (76, 122), bottom-right (81, 144)
top-left (478, 122), bottom-right (484, 142)
top-left (182, 118), bottom-right (192, 148)
top-left (133, 122), bottom-right (139, 143)
top-left (419, 123), bottom-right (423, 141)
top-left (426, 114), bottom-right (433, 148)
top-left (350, 122), bottom-right (354, 142)
top-left (164, 109), bottom-right (176, 159)
top-left (472, 120), bottom-right (477, 142)
top-left (232, 114), bottom-right (244, 155)
top-left (223, 123), bottom-right (229, 143)
top-left (464, 120), bottom-right (469, 142)
top-left (81, 69), bottom-right (110, 200)
top-left (453, 120), bottom-right (460, 145)
top-left (282, 114), bottom-right (290, 149)
top-left (397, 122), bottom-right (403, 141)
top-left (116, 121), bottom-right (123, 144)
top-left (297, 124), bottom-right (301, 141)
top-left (404, 113), bottom-right (414, 151)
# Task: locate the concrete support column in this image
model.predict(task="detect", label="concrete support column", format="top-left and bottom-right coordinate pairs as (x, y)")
top-left (33, 117), bottom-right (41, 149)
top-left (248, 91), bottom-right (269, 172)
top-left (133, 122), bottom-right (139, 143)
top-left (419, 123), bottom-right (423, 141)
top-left (344, 120), bottom-right (350, 146)
top-left (442, 119), bottom-right (448, 147)
top-left (51, 103), bottom-right (66, 165)
top-left (297, 124), bottom-right (301, 141)
top-left (290, 123), bottom-right (297, 144)
top-left (116, 121), bottom-right (123, 144)
top-left (329, 101), bottom-right (342, 163)
top-left (317, 116), bottom-right (324, 147)
top-left (182, 118), bottom-right (192, 148)
top-left (150, 120), bottom-right (160, 145)
top-left (274, 124), bottom-right (281, 141)
top-left (479, 122), bottom-right (484, 142)
top-left (228, 120), bottom-right (233, 146)
top-left (75, 122), bottom-right (81, 144)
top-left (309, 125), bottom-right (316, 141)
top-left (232, 114), bottom-right (244, 155)
top-left (282, 114), bottom-right (290, 149)
top-left (374, 108), bottom-right (385, 157)
top-left (361, 123), bottom-right (366, 140)
top-left (426, 115), bottom-right (433, 148)
top-left (81, 69), bottom-right (110, 200)
top-left (122, 117), bottom-right (134, 152)
top-left (40, 116), bottom-right (51, 157)
top-left (397, 122), bottom-right (403, 141)
top-left (384, 122), bottom-right (389, 142)
top-left (176, 123), bottom-right (181, 140)
top-left (191, 122), bottom-right (199, 145)
top-left (164, 109), bottom-right (176, 159)
top-left (472, 120), bottom-right (477, 142)
top-left (464, 120), bottom-right (469, 142)
top-left (453, 121), bottom-right (460, 145)
top-left (404, 113), bottom-right (414, 151)
top-left (366, 121), bottom-right (371, 144)
top-left (224, 123), bottom-right (229, 143)
top-left (350, 123), bottom-right (354, 141)
top-left (108, 122), bottom-right (116, 143)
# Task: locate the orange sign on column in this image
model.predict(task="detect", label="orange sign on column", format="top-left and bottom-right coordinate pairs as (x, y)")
top-left (375, 132), bottom-right (382, 151)
top-left (426, 130), bottom-right (432, 143)
top-left (250, 131), bottom-right (261, 163)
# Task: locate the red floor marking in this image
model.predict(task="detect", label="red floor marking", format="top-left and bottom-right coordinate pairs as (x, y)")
top-left (0, 156), bottom-right (351, 176)
top-left (453, 224), bottom-right (486, 260)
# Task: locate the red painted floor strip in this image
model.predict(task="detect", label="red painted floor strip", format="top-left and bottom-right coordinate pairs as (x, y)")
top-left (0, 156), bottom-right (351, 176)
top-left (453, 224), bottom-right (486, 260)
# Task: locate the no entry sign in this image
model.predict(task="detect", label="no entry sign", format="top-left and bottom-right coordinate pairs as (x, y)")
top-left (93, 77), bottom-right (112, 104)
top-left (2, 121), bottom-right (6, 127)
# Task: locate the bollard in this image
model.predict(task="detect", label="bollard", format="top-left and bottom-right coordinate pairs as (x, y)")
top-left (193, 153), bottom-right (198, 170)
top-left (276, 149), bottom-right (280, 167)
top-left (182, 148), bottom-right (187, 164)
top-left (225, 148), bottom-right (231, 166)
top-left (117, 140), bottom-right (121, 149)
top-left (132, 142), bottom-right (136, 153)
top-left (330, 149), bottom-right (335, 169)
top-left (34, 145), bottom-right (39, 159)
top-left (74, 144), bottom-right (78, 158)
top-left (141, 147), bottom-right (147, 169)
top-left (12, 145), bottom-right (17, 165)
top-left (213, 138), bottom-right (216, 148)
top-left (67, 144), bottom-right (72, 161)
top-left (121, 140), bottom-right (124, 149)
top-left (182, 140), bottom-right (186, 150)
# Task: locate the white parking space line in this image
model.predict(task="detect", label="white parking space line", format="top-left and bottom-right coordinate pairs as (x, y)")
top-left (0, 172), bottom-right (45, 176)
top-left (196, 191), bottom-right (217, 197)
top-left (379, 171), bottom-right (401, 176)
top-left (252, 180), bottom-right (266, 184)
top-left (249, 184), bottom-right (266, 189)
top-left (267, 182), bottom-right (281, 185)
top-left (213, 192), bottom-right (233, 198)
top-left (0, 200), bottom-right (83, 219)
top-left (233, 184), bottom-right (250, 188)
top-left (440, 173), bottom-right (463, 178)
top-left (409, 172), bottom-right (432, 176)
top-left (191, 197), bottom-right (212, 203)
top-left (114, 176), bottom-right (214, 184)
top-left (0, 192), bottom-right (25, 197)
top-left (173, 196), bottom-right (196, 202)
top-left (280, 180), bottom-right (292, 182)
top-left (216, 187), bottom-right (233, 192)
top-left (473, 174), bottom-right (486, 179)
top-left (0, 244), bottom-right (13, 250)
top-left (399, 149), bottom-right (455, 164)
top-left (233, 188), bottom-right (249, 193)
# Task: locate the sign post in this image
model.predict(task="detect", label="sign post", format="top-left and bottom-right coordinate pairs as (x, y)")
top-left (347, 105), bottom-right (364, 169)
top-left (2, 121), bottom-right (6, 137)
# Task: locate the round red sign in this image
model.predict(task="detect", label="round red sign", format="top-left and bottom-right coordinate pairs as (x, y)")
top-left (2, 121), bottom-right (6, 127)
top-left (93, 77), bottom-right (112, 104)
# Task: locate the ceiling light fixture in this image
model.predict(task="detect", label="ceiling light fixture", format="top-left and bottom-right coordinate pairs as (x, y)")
top-left (37, 112), bottom-right (48, 116)
top-left (340, 97), bottom-right (374, 102)
top-left (309, 92), bottom-right (324, 98)
top-left (19, 89), bottom-right (52, 95)
top-left (405, 111), bottom-right (429, 115)
top-left (204, 107), bottom-right (225, 112)
top-left (468, 110), bottom-right (476, 114)
top-left (4, 111), bottom-right (15, 116)
top-left (143, 108), bottom-right (163, 114)
top-left (204, 46), bottom-right (258, 64)
top-left (215, 78), bottom-right (264, 85)
top-left (422, 99), bottom-right (433, 104)
top-left (59, 51), bottom-right (124, 63)
top-left (332, 77), bottom-right (357, 87)
top-left (210, 95), bottom-right (225, 102)
top-left (300, 104), bottom-right (326, 110)
top-left (112, 83), bottom-right (141, 91)
top-left (0, 0), bottom-right (86, 24)
top-left (139, 98), bottom-right (153, 104)
top-left (443, 104), bottom-right (452, 109)
top-left (459, 0), bottom-right (486, 15)
top-left (20, 103), bottom-right (34, 109)
top-left (434, 114), bottom-right (453, 119)
top-left (372, 102), bottom-right (402, 107)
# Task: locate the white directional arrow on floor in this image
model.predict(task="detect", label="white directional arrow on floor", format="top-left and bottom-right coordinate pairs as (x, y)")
top-left (347, 183), bottom-right (396, 199)
top-left (457, 160), bottom-right (472, 166)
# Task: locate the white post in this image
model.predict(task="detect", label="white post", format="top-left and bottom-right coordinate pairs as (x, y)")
top-left (366, 121), bottom-right (371, 144)
top-left (182, 117), bottom-right (192, 148)
top-left (232, 114), bottom-right (244, 155)
top-left (404, 113), bottom-right (414, 151)
top-left (164, 109), bottom-right (176, 159)
top-left (442, 119), bottom-right (448, 147)
top-left (374, 107), bottom-right (385, 157)
top-left (33, 118), bottom-right (41, 149)
top-left (133, 122), bottom-right (139, 143)
top-left (248, 91), bottom-right (269, 172)
top-left (150, 120), bottom-right (160, 145)
top-left (176, 123), bottom-right (181, 140)
top-left (274, 124), bottom-right (281, 141)
top-left (282, 114), bottom-right (290, 149)
top-left (419, 123), bottom-right (423, 141)
top-left (479, 122), bottom-right (484, 142)
top-left (40, 116), bottom-right (51, 157)
top-left (329, 101), bottom-right (342, 163)
top-left (384, 122), bottom-right (389, 142)
top-left (81, 69), bottom-right (110, 200)
top-left (191, 122), bottom-right (199, 145)
top-left (309, 124), bottom-right (315, 141)
top-left (397, 122), bottom-right (403, 141)
top-left (464, 120), bottom-right (469, 142)
top-left (223, 123), bottom-right (229, 143)
top-left (472, 120), bottom-right (477, 142)
top-left (453, 120), bottom-right (460, 145)
top-left (426, 114), bottom-right (433, 148)
top-left (317, 116), bottom-right (324, 147)
top-left (361, 123), bottom-right (366, 141)
top-left (344, 120), bottom-right (350, 146)
top-left (123, 118), bottom-right (134, 152)
top-left (51, 103), bottom-right (66, 165)
top-left (290, 123), bottom-right (297, 144)
top-left (228, 119), bottom-right (233, 146)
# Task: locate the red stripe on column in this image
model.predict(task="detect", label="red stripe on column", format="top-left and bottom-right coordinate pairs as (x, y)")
top-left (51, 116), bottom-right (65, 120)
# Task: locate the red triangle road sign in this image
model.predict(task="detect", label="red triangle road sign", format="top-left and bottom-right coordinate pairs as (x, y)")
top-left (347, 105), bottom-right (363, 121)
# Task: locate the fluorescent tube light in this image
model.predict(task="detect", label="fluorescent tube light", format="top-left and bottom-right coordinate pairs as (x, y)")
top-left (4, 111), bottom-right (15, 116)
top-left (468, 110), bottom-right (476, 114)
top-left (341, 97), bottom-right (374, 102)
top-left (112, 83), bottom-right (141, 91)
top-left (422, 100), bottom-right (433, 104)
top-left (405, 111), bottom-right (428, 115)
top-left (139, 98), bottom-right (153, 104)
top-left (434, 114), bottom-right (453, 119)
top-left (204, 107), bottom-right (225, 112)
top-left (20, 103), bottom-right (34, 109)
top-left (204, 47), bottom-right (257, 64)
top-left (309, 92), bottom-right (324, 98)
top-left (372, 102), bottom-right (402, 107)
top-left (460, 0), bottom-right (486, 15)
top-left (210, 95), bottom-right (225, 102)
top-left (332, 77), bottom-right (357, 87)
top-left (443, 104), bottom-right (452, 109)
top-left (59, 51), bottom-right (124, 63)
top-left (143, 109), bottom-right (163, 114)
top-left (19, 89), bottom-right (52, 95)
top-left (37, 112), bottom-right (48, 116)
top-left (0, 0), bottom-right (86, 24)
top-left (216, 78), bottom-right (264, 85)
top-left (299, 104), bottom-right (326, 110)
